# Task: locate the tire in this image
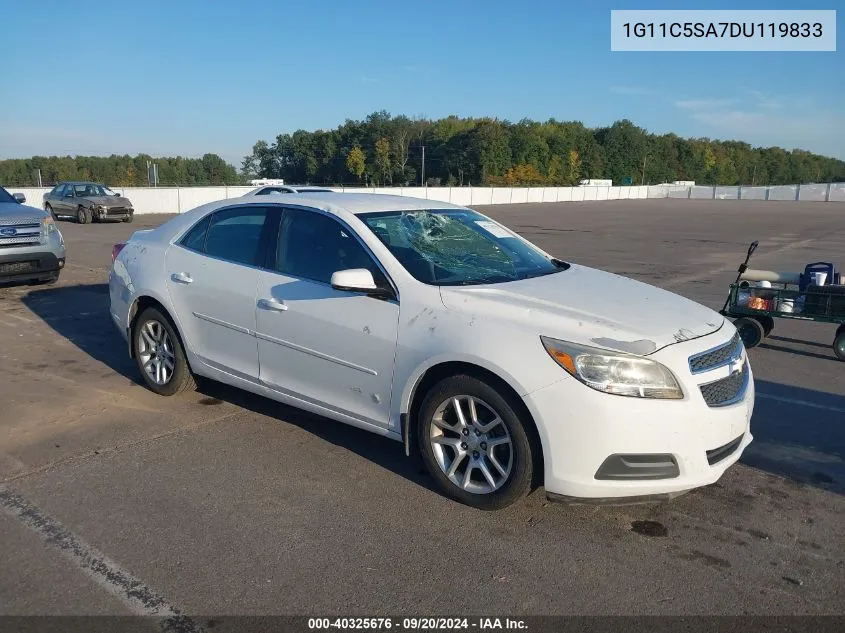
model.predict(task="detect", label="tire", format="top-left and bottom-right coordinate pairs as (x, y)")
top-left (77, 206), bottom-right (91, 224)
top-left (45, 203), bottom-right (57, 221)
top-left (123, 212), bottom-right (134, 223)
top-left (133, 306), bottom-right (196, 396)
top-left (734, 317), bottom-right (765, 349)
top-left (416, 374), bottom-right (534, 510)
top-left (834, 328), bottom-right (845, 362)
top-left (754, 315), bottom-right (775, 338)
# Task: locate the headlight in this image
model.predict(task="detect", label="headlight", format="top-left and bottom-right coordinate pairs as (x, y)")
top-left (540, 336), bottom-right (683, 399)
top-left (41, 216), bottom-right (58, 234)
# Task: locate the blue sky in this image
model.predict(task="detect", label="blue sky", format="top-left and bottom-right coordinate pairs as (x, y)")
top-left (1, 0), bottom-right (842, 165)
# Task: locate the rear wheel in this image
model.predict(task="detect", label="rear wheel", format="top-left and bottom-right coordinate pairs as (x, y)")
top-left (754, 315), bottom-right (775, 338)
top-left (416, 374), bottom-right (534, 510)
top-left (76, 206), bottom-right (91, 224)
top-left (133, 307), bottom-right (196, 396)
top-left (834, 326), bottom-right (845, 362)
top-left (734, 317), bottom-right (765, 349)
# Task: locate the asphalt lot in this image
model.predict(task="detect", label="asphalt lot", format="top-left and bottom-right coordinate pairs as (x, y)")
top-left (1, 199), bottom-right (843, 620)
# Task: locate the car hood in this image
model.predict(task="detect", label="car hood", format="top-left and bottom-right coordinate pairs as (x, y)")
top-left (0, 201), bottom-right (48, 221)
top-left (81, 196), bottom-right (132, 207)
top-left (439, 263), bottom-right (725, 355)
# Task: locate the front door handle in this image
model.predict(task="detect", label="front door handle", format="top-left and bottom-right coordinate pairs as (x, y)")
top-left (257, 297), bottom-right (288, 312)
top-left (171, 272), bottom-right (193, 284)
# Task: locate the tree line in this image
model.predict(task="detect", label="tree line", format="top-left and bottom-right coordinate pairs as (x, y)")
top-left (0, 153), bottom-right (239, 187)
top-left (3, 114), bottom-right (843, 188)
top-left (242, 112), bottom-right (845, 187)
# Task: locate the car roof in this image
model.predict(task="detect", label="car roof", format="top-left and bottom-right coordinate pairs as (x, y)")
top-left (151, 192), bottom-right (471, 244)
top-left (253, 185), bottom-right (333, 191)
top-left (277, 192), bottom-right (466, 215)
top-left (59, 181), bottom-right (105, 186)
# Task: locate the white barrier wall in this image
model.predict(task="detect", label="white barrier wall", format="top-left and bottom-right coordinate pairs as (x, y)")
top-left (7, 183), bottom-right (843, 215)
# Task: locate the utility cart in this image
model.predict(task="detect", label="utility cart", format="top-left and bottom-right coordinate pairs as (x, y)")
top-left (719, 241), bottom-right (845, 361)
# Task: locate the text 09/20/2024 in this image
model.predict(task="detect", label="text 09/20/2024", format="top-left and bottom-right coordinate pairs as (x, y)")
top-left (307, 618), bottom-right (527, 630)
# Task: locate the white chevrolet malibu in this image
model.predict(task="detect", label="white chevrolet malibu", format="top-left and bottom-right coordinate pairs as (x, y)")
top-left (109, 193), bottom-right (754, 510)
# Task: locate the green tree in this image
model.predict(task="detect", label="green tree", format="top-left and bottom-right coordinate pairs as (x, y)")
top-left (567, 149), bottom-right (582, 185)
top-left (346, 146), bottom-right (366, 182)
top-left (374, 137), bottom-right (391, 185)
top-left (546, 154), bottom-right (564, 185)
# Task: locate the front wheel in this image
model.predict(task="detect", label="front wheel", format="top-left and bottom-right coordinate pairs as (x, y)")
top-left (123, 212), bottom-right (134, 223)
top-left (45, 203), bottom-right (57, 221)
top-left (77, 206), bottom-right (91, 224)
top-left (417, 375), bottom-right (534, 510)
top-left (133, 307), bottom-right (196, 396)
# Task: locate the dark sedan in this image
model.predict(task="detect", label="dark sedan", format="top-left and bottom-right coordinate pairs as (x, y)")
top-left (44, 182), bottom-right (134, 224)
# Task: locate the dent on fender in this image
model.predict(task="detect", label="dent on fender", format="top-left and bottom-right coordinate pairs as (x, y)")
top-left (590, 337), bottom-right (657, 355)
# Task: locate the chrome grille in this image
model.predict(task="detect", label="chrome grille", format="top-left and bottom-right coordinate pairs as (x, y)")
top-left (0, 216), bottom-right (43, 226)
top-left (699, 360), bottom-right (749, 407)
top-left (0, 222), bottom-right (41, 247)
top-left (0, 236), bottom-right (42, 247)
top-left (689, 332), bottom-right (742, 374)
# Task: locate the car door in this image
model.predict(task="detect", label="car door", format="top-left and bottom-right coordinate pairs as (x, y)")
top-left (165, 205), bottom-right (277, 383)
top-left (254, 207), bottom-right (400, 427)
top-left (52, 184), bottom-right (69, 214)
top-left (44, 185), bottom-right (58, 212)
top-left (65, 184), bottom-right (81, 214)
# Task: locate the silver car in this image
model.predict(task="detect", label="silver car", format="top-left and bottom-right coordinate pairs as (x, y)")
top-left (243, 185), bottom-right (335, 197)
top-left (44, 181), bottom-right (134, 224)
top-left (0, 187), bottom-right (66, 285)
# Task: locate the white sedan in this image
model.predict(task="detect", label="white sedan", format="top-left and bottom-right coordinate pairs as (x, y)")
top-left (109, 193), bottom-right (754, 510)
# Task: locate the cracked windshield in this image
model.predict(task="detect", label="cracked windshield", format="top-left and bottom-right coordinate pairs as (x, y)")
top-left (359, 209), bottom-right (564, 286)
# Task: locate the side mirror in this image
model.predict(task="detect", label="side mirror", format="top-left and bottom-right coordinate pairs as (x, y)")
top-left (330, 268), bottom-right (393, 298)
top-left (12, 193), bottom-right (25, 204)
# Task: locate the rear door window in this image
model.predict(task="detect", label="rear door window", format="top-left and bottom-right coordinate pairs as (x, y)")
top-left (180, 214), bottom-right (211, 252)
top-left (204, 207), bottom-right (272, 267)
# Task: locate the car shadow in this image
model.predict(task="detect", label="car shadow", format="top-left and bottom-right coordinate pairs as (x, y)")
top-left (744, 380), bottom-right (844, 495)
top-left (767, 335), bottom-right (832, 350)
top-left (22, 282), bottom-right (436, 494)
top-left (21, 282), bottom-right (140, 383)
top-left (20, 283), bottom-right (844, 498)
top-left (758, 342), bottom-right (839, 362)
top-left (194, 378), bottom-right (435, 492)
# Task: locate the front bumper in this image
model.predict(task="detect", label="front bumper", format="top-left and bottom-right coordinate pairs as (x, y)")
top-left (0, 247), bottom-right (66, 283)
top-left (524, 328), bottom-right (754, 502)
top-left (97, 207), bottom-right (133, 220)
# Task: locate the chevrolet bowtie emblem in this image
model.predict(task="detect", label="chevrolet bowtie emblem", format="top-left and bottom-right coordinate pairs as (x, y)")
top-left (728, 355), bottom-right (744, 375)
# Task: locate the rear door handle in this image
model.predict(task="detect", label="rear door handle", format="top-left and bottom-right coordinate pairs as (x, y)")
top-left (171, 272), bottom-right (193, 284)
top-left (257, 297), bottom-right (288, 312)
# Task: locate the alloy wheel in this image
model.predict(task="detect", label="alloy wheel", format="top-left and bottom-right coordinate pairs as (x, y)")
top-left (137, 319), bottom-right (176, 385)
top-left (429, 395), bottom-right (513, 494)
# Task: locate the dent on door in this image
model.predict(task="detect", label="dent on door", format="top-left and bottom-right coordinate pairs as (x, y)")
top-left (255, 275), bottom-right (400, 426)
